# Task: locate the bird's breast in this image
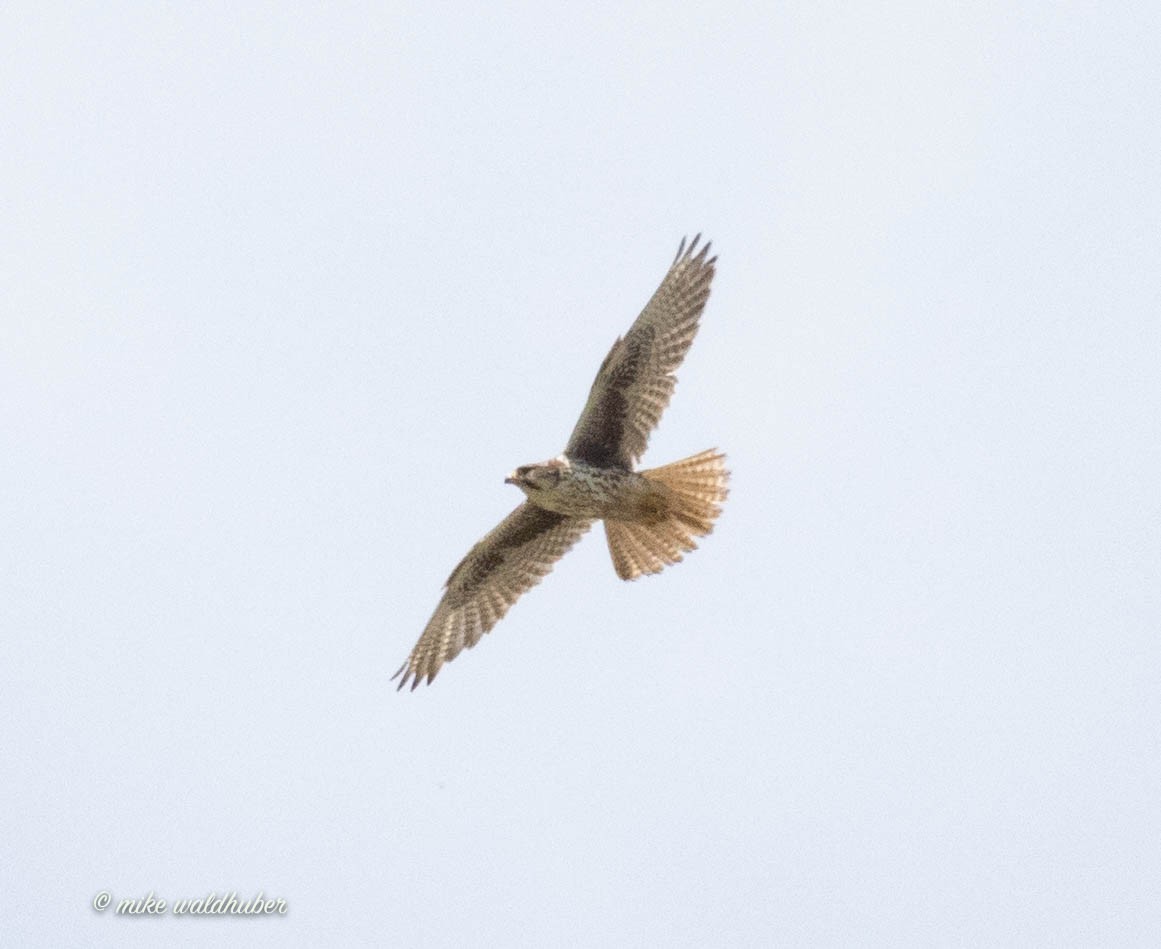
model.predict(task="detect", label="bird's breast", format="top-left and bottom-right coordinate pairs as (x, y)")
top-left (527, 464), bottom-right (648, 519)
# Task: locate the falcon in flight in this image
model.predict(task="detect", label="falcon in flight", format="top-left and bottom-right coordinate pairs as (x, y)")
top-left (394, 235), bottom-right (729, 690)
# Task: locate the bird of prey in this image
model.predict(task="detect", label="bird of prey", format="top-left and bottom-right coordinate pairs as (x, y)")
top-left (393, 235), bottom-right (729, 690)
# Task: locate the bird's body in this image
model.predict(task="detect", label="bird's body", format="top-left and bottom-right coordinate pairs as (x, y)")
top-left (394, 235), bottom-right (729, 690)
top-left (506, 456), bottom-right (663, 521)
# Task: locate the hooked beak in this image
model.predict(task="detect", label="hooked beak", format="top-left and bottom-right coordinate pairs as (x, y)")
top-left (504, 472), bottom-right (520, 486)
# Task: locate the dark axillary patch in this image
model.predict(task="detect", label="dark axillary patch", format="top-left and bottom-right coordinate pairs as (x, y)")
top-left (447, 506), bottom-right (566, 596)
top-left (570, 325), bottom-right (654, 469)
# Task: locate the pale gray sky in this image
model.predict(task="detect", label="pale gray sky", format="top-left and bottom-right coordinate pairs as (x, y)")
top-left (4, 3), bottom-right (1159, 946)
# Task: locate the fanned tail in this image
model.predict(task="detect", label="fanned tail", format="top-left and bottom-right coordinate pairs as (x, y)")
top-left (604, 449), bottom-right (729, 580)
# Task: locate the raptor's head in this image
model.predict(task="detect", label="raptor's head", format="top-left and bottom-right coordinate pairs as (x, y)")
top-left (505, 455), bottom-right (570, 496)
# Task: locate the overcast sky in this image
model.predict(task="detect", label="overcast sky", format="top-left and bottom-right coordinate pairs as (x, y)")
top-left (4, 3), bottom-right (1159, 947)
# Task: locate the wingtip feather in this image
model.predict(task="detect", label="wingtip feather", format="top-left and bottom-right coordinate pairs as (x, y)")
top-left (675, 233), bottom-right (715, 268)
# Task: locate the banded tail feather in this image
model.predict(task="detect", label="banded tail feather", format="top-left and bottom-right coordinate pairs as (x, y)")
top-left (604, 449), bottom-right (729, 580)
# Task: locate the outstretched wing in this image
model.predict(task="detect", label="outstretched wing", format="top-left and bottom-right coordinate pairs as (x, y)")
top-left (564, 235), bottom-right (717, 470)
top-left (394, 503), bottom-right (593, 690)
